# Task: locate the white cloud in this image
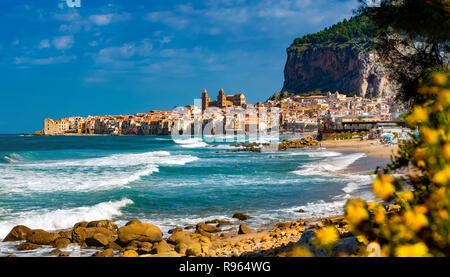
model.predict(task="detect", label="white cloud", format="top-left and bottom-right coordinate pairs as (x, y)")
top-left (39, 40), bottom-right (51, 49)
top-left (31, 56), bottom-right (77, 65)
top-left (90, 14), bottom-right (114, 26)
top-left (53, 35), bottom-right (74, 50)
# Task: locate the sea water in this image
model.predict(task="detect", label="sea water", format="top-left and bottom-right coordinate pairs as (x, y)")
top-left (0, 135), bottom-right (376, 256)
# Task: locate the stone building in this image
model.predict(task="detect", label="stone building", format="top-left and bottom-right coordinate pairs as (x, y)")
top-left (44, 118), bottom-right (70, 135)
top-left (201, 88), bottom-right (246, 111)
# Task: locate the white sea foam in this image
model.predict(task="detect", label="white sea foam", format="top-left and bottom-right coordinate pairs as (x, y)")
top-left (2, 153), bottom-right (26, 163)
top-left (0, 198), bottom-right (133, 240)
top-left (0, 151), bottom-right (199, 193)
top-left (173, 137), bottom-right (208, 148)
top-left (292, 152), bottom-right (365, 176)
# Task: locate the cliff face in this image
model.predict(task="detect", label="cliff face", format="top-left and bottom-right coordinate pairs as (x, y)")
top-left (282, 44), bottom-right (393, 98)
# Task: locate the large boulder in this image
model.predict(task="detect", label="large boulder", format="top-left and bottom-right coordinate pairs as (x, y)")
top-left (332, 237), bottom-right (360, 256)
top-left (87, 220), bottom-right (118, 233)
top-left (118, 222), bottom-right (163, 244)
top-left (72, 227), bottom-right (87, 245)
top-left (196, 223), bottom-right (221, 233)
top-left (53, 238), bottom-right (71, 249)
top-left (232, 213), bottom-right (251, 221)
top-left (238, 224), bottom-right (252, 234)
top-left (167, 231), bottom-right (211, 257)
top-left (3, 225), bottom-right (31, 242)
top-left (26, 229), bottom-right (60, 245)
top-left (17, 242), bottom-right (41, 251)
top-left (92, 248), bottom-right (115, 257)
top-left (84, 227), bottom-right (117, 247)
top-left (150, 240), bottom-right (173, 254)
top-left (296, 229), bottom-right (328, 257)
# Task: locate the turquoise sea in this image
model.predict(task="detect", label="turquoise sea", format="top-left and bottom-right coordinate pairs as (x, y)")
top-left (0, 135), bottom-right (376, 256)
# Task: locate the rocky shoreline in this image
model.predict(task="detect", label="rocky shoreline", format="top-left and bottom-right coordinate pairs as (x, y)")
top-left (0, 215), bottom-right (352, 258)
top-left (227, 137), bottom-right (320, 153)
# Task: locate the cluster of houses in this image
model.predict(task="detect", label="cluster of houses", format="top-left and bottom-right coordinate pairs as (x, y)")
top-left (41, 89), bottom-right (408, 138)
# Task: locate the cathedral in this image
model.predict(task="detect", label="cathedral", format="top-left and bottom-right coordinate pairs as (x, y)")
top-left (201, 88), bottom-right (246, 111)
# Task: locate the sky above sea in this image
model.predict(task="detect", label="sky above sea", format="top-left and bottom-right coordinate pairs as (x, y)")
top-left (0, 0), bottom-right (359, 133)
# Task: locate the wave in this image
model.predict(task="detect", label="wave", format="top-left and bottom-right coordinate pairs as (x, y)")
top-left (292, 152), bottom-right (365, 176)
top-left (0, 198), bottom-right (133, 240)
top-left (0, 151), bottom-right (199, 193)
top-left (1, 153), bottom-right (26, 164)
top-left (173, 137), bottom-right (208, 148)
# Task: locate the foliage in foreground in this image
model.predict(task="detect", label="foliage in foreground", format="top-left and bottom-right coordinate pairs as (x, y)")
top-left (344, 71), bottom-right (450, 257)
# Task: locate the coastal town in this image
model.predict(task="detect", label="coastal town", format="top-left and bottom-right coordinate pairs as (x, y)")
top-left (39, 88), bottom-right (407, 139)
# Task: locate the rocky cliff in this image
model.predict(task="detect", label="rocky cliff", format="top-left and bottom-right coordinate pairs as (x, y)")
top-left (278, 16), bottom-right (394, 99)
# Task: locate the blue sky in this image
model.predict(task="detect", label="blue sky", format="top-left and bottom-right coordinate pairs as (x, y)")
top-left (0, 0), bottom-right (358, 133)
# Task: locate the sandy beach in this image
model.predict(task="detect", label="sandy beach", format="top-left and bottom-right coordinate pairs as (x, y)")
top-left (318, 139), bottom-right (398, 159)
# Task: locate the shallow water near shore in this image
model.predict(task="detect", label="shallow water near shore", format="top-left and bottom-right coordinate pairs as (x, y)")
top-left (0, 135), bottom-right (381, 256)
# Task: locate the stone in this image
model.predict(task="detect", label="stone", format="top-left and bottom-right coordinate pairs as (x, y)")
top-left (26, 229), bottom-right (60, 245)
top-left (138, 242), bottom-right (153, 254)
top-left (84, 227), bottom-right (117, 247)
top-left (58, 251), bottom-right (70, 257)
top-left (3, 225), bottom-right (31, 242)
top-left (125, 219), bottom-right (141, 226)
top-left (50, 249), bottom-right (69, 257)
top-left (238, 224), bottom-right (252, 234)
top-left (150, 240), bottom-right (173, 254)
top-left (17, 242), bottom-right (41, 251)
top-left (106, 241), bottom-right (122, 251)
top-left (196, 222), bottom-right (221, 233)
top-left (185, 242), bottom-right (202, 257)
top-left (297, 209), bottom-right (306, 213)
top-left (175, 243), bottom-right (188, 255)
top-left (7, 254), bottom-right (17, 257)
top-left (72, 227), bottom-right (87, 245)
top-left (73, 221), bottom-right (89, 228)
top-left (195, 228), bottom-right (212, 238)
top-left (118, 222), bottom-right (163, 244)
top-left (296, 229), bottom-right (328, 257)
top-left (87, 220), bottom-right (118, 233)
top-left (92, 248), bottom-right (115, 257)
top-left (216, 221), bottom-right (232, 227)
top-left (52, 238), bottom-right (71, 249)
top-left (121, 250), bottom-right (139, 257)
top-left (58, 231), bottom-right (72, 241)
top-left (224, 227), bottom-right (237, 232)
top-left (168, 227), bottom-right (183, 234)
top-left (232, 213), bottom-right (250, 221)
top-left (184, 225), bottom-right (195, 230)
top-left (333, 237), bottom-right (360, 256)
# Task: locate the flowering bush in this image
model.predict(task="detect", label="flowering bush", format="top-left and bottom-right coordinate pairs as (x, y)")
top-left (344, 70), bottom-right (450, 257)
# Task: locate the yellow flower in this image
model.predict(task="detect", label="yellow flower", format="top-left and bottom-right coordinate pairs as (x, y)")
top-left (345, 199), bottom-right (369, 226)
top-left (279, 246), bottom-right (314, 257)
top-left (315, 226), bottom-right (339, 246)
top-left (421, 127), bottom-right (440, 144)
top-left (395, 242), bottom-right (431, 257)
top-left (407, 106), bottom-right (429, 124)
top-left (438, 89), bottom-right (450, 106)
top-left (432, 73), bottom-right (448, 86)
top-left (442, 143), bottom-right (450, 160)
top-left (373, 175), bottom-right (395, 201)
top-left (403, 205), bottom-right (428, 231)
top-left (414, 148), bottom-right (426, 161)
top-left (417, 160), bottom-right (426, 168)
top-left (399, 190), bottom-right (414, 202)
top-left (374, 208), bottom-right (386, 224)
top-left (432, 167), bottom-right (450, 185)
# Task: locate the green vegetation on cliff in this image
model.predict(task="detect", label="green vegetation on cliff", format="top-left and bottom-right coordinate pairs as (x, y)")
top-left (292, 15), bottom-right (376, 50)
